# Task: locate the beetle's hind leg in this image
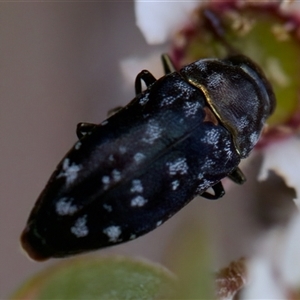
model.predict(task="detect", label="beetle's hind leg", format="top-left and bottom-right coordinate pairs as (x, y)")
top-left (76, 122), bottom-right (97, 139)
top-left (201, 181), bottom-right (225, 200)
top-left (161, 54), bottom-right (176, 74)
top-left (135, 70), bottom-right (157, 95)
top-left (228, 167), bottom-right (246, 184)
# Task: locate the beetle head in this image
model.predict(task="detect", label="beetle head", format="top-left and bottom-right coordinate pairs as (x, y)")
top-left (180, 55), bottom-right (276, 158)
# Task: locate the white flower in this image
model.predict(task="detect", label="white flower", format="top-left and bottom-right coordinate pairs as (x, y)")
top-left (130, 1), bottom-right (300, 298)
top-left (122, 2), bottom-right (200, 85)
top-left (134, 1), bottom-right (300, 46)
top-left (259, 137), bottom-right (300, 210)
top-left (134, 1), bottom-right (199, 44)
top-left (242, 213), bottom-right (300, 298)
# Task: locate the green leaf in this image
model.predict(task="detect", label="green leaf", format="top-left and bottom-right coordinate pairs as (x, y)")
top-left (12, 256), bottom-right (175, 300)
top-left (165, 217), bottom-right (215, 299)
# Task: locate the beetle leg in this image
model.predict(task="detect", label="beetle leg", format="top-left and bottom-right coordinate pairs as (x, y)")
top-left (161, 54), bottom-right (176, 74)
top-left (135, 70), bottom-right (157, 95)
top-left (76, 122), bottom-right (97, 139)
top-left (227, 168), bottom-right (246, 185)
top-left (201, 182), bottom-right (225, 200)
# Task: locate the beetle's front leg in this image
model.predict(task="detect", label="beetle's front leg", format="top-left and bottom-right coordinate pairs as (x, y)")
top-left (134, 55), bottom-right (175, 96)
top-left (228, 167), bottom-right (246, 184)
top-left (135, 70), bottom-right (157, 95)
top-left (76, 122), bottom-right (97, 139)
top-left (161, 54), bottom-right (176, 74)
top-left (201, 181), bottom-right (225, 200)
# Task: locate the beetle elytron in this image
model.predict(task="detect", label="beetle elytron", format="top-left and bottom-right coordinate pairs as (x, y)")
top-left (21, 53), bottom-right (275, 261)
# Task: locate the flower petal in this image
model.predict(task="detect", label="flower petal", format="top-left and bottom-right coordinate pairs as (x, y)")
top-left (241, 256), bottom-right (286, 299)
top-left (242, 213), bottom-right (300, 298)
top-left (258, 137), bottom-right (300, 209)
top-left (280, 213), bottom-right (300, 288)
top-left (134, 1), bottom-right (199, 44)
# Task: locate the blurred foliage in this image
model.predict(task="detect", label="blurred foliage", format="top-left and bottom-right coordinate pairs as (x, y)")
top-left (11, 256), bottom-right (175, 300)
top-left (179, 2), bottom-right (300, 126)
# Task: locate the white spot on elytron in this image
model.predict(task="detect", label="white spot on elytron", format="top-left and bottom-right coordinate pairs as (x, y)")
top-left (198, 173), bottom-right (204, 180)
top-left (112, 169), bottom-right (121, 182)
top-left (56, 197), bottom-right (78, 216)
top-left (197, 179), bottom-right (213, 193)
top-left (156, 220), bottom-right (162, 227)
top-left (131, 195), bottom-right (147, 207)
top-left (160, 95), bottom-right (177, 107)
top-left (119, 146), bottom-right (127, 154)
top-left (130, 179), bottom-right (143, 193)
top-left (223, 139), bottom-right (234, 160)
top-left (101, 120), bottom-right (108, 126)
top-left (103, 204), bottom-right (113, 212)
top-left (109, 154), bottom-right (114, 161)
top-left (159, 82), bottom-right (196, 107)
top-left (74, 141), bottom-right (81, 150)
top-left (71, 215), bottom-right (88, 238)
top-left (197, 61), bottom-right (207, 72)
top-left (139, 93), bottom-right (149, 105)
top-left (102, 176), bottom-right (110, 189)
top-left (171, 180), bottom-right (180, 190)
top-left (238, 116), bottom-right (250, 130)
top-left (250, 131), bottom-right (259, 146)
top-left (142, 120), bottom-right (163, 144)
top-left (207, 72), bottom-right (225, 89)
top-left (57, 158), bottom-right (81, 186)
top-left (134, 152), bottom-right (146, 163)
top-left (202, 158), bottom-right (216, 171)
top-left (102, 176), bottom-right (110, 185)
top-left (167, 158), bottom-right (188, 175)
top-left (130, 234), bottom-right (136, 240)
top-left (201, 128), bottom-right (220, 146)
top-left (183, 101), bottom-right (201, 117)
top-left (103, 226), bottom-right (121, 242)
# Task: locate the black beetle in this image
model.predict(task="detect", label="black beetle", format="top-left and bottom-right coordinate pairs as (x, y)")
top-left (21, 53), bottom-right (276, 260)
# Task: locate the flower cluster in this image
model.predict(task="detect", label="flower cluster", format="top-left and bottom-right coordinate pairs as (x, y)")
top-left (133, 0), bottom-right (300, 298)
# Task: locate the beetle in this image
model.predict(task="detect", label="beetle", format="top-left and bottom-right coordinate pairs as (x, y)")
top-left (21, 53), bottom-right (276, 261)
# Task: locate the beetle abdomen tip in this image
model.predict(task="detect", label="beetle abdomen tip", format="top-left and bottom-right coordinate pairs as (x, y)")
top-left (20, 227), bottom-right (51, 262)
